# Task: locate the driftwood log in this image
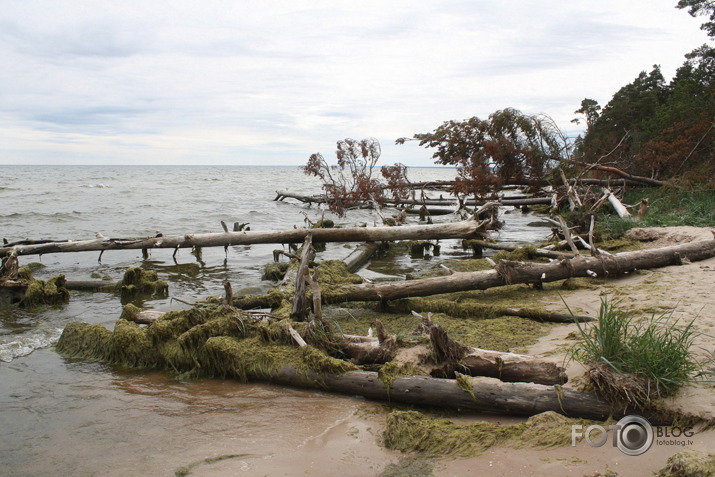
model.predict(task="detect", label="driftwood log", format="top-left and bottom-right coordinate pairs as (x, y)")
top-left (460, 239), bottom-right (575, 260)
top-left (323, 239), bottom-right (715, 303)
top-left (342, 242), bottom-right (381, 273)
top-left (260, 366), bottom-right (616, 421)
top-left (420, 315), bottom-right (566, 385)
top-left (275, 190), bottom-right (552, 208)
top-left (0, 218), bottom-right (491, 258)
top-left (290, 234), bottom-right (315, 321)
top-left (603, 188), bottom-right (632, 219)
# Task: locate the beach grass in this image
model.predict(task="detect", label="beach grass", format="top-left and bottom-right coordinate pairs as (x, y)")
top-left (597, 186), bottom-right (715, 239)
top-left (568, 296), bottom-right (707, 407)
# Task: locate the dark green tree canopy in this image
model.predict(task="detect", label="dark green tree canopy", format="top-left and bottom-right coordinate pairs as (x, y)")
top-left (576, 46), bottom-right (714, 180)
top-left (677, 0), bottom-right (715, 37)
top-left (572, 98), bottom-right (601, 130)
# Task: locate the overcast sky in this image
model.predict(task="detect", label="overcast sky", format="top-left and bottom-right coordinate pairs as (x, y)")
top-left (0, 1), bottom-right (709, 167)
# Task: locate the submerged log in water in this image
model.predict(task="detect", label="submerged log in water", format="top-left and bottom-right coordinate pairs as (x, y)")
top-left (275, 189), bottom-right (552, 208)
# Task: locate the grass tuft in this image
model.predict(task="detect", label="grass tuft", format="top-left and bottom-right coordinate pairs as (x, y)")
top-left (568, 296), bottom-right (708, 408)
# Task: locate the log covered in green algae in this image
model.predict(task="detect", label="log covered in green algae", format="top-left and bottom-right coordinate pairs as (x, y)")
top-left (0, 266), bottom-right (70, 308)
top-left (55, 304), bottom-right (616, 421)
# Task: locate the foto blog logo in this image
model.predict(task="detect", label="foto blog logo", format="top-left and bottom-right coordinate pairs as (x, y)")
top-left (571, 415), bottom-right (654, 456)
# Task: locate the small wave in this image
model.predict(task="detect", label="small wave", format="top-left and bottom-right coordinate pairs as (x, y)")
top-left (0, 211), bottom-right (82, 220)
top-left (84, 183), bottom-right (110, 189)
top-left (0, 327), bottom-right (63, 363)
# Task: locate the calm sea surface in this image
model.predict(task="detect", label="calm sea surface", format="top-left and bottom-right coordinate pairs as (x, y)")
top-left (0, 165), bottom-right (549, 476)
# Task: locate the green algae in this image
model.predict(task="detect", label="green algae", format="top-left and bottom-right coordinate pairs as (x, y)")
top-left (20, 269), bottom-right (70, 309)
top-left (16, 266), bottom-right (34, 281)
top-left (56, 303), bottom-right (358, 381)
top-left (201, 336), bottom-right (357, 382)
top-left (378, 361), bottom-right (428, 394)
top-left (656, 449), bottom-right (715, 477)
top-left (56, 319), bottom-right (162, 368)
top-left (262, 262), bottom-right (290, 281)
top-left (56, 321), bottom-right (112, 359)
top-left (315, 260), bottom-right (363, 287)
top-left (383, 410), bottom-right (602, 458)
top-left (597, 237), bottom-right (642, 252)
top-left (434, 314), bottom-right (551, 352)
top-left (325, 307), bottom-right (422, 338)
top-left (461, 239), bottom-right (485, 257)
top-left (379, 457), bottom-right (434, 477)
top-left (108, 319), bottom-right (164, 367)
top-left (454, 372), bottom-right (476, 399)
top-left (325, 299), bottom-right (553, 353)
top-left (120, 267), bottom-right (169, 300)
top-left (494, 245), bottom-right (543, 262)
top-left (383, 411), bottom-right (521, 457)
top-left (312, 219), bottom-right (335, 228)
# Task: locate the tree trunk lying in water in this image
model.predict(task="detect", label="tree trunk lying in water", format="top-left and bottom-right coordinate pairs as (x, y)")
top-left (275, 189), bottom-right (552, 208)
top-left (324, 239), bottom-right (715, 303)
top-left (0, 218), bottom-right (491, 258)
top-left (342, 242), bottom-right (381, 273)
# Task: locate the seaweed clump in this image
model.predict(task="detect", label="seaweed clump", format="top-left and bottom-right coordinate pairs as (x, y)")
top-left (383, 410), bottom-right (601, 458)
top-left (17, 267), bottom-right (70, 309)
top-left (656, 449), bottom-right (715, 477)
top-left (494, 246), bottom-right (540, 262)
top-left (378, 361), bottom-right (428, 394)
top-left (56, 303), bottom-right (357, 381)
top-left (262, 262), bottom-right (290, 281)
top-left (120, 267), bottom-right (169, 301)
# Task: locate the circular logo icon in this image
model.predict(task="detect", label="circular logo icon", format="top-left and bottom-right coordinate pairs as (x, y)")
top-left (616, 415), bottom-right (653, 456)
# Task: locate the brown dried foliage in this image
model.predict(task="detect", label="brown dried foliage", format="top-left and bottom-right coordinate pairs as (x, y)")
top-left (303, 138), bottom-right (410, 216)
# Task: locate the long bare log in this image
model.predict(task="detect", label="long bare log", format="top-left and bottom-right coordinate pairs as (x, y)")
top-left (324, 239), bottom-right (715, 303)
top-left (560, 160), bottom-right (667, 187)
top-left (584, 164), bottom-right (666, 187)
top-left (0, 218), bottom-right (489, 258)
top-left (255, 366), bottom-right (616, 421)
top-left (64, 280), bottom-right (119, 292)
top-left (274, 190), bottom-right (552, 208)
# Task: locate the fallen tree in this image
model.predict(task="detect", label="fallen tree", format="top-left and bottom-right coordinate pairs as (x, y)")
top-left (420, 314), bottom-right (567, 385)
top-left (273, 367), bottom-right (614, 420)
top-left (56, 308), bottom-right (616, 421)
top-left (275, 189), bottom-right (552, 208)
top-left (323, 239), bottom-right (715, 303)
top-left (0, 217), bottom-right (493, 258)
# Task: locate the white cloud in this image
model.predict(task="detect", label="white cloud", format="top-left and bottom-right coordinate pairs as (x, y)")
top-left (0, 0), bottom-right (709, 166)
